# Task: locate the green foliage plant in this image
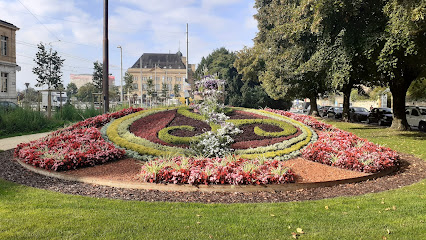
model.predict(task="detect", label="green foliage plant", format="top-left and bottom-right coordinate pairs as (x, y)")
top-left (228, 118), bottom-right (298, 137)
top-left (92, 61), bottom-right (103, 91)
top-left (158, 125), bottom-right (197, 145)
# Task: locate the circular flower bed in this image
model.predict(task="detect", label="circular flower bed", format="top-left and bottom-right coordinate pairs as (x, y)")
top-left (14, 107), bottom-right (400, 187)
top-left (105, 107), bottom-right (317, 160)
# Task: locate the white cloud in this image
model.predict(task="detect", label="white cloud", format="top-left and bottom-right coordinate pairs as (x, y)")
top-left (0, 0), bottom-right (257, 90)
top-left (119, 0), bottom-right (197, 13)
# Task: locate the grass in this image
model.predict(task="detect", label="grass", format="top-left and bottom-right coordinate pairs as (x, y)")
top-left (0, 120), bottom-right (425, 239)
top-left (0, 105), bottom-right (101, 139)
top-left (324, 119), bottom-right (426, 160)
top-left (0, 107), bottom-right (64, 139)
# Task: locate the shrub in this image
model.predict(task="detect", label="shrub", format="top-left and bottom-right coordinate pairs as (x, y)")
top-left (139, 156), bottom-right (295, 185)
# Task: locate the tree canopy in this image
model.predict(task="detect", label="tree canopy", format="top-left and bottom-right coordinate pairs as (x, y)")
top-left (376, 0), bottom-right (426, 129)
top-left (92, 61), bottom-right (103, 90)
top-left (32, 43), bottom-right (65, 90)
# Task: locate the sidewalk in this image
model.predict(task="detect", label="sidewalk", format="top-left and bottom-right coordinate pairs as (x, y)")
top-left (0, 132), bottom-right (51, 151)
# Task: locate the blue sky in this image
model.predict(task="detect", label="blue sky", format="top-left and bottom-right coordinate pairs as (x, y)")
top-left (0, 0), bottom-right (257, 91)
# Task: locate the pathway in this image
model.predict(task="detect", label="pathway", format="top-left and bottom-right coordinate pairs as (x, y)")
top-left (0, 132), bottom-right (51, 151)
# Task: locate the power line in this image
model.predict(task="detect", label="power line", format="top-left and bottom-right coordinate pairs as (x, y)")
top-left (16, 0), bottom-right (61, 41)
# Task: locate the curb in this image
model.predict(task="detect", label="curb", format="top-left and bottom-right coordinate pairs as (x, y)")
top-left (16, 159), bottom-right (397, 193)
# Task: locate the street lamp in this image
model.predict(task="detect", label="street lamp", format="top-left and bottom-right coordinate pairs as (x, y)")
top-left (117, 45), bottom-right (123, 103)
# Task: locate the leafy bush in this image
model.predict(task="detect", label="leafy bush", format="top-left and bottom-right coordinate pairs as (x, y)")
top-left (158, 125), bottom-right (197, 144)
top-left (140, 156), bottom-right (295, 185)
top-left (0, 107), bottom-right (64, 137)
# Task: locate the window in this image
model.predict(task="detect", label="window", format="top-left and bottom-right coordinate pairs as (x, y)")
top-left (1, 36), bottom-right (7, 56)
top-left (175, 77), bottom-right (182, 82)
top-left (133, 76), bottom-right (138, 81)
top-left (155, 84), bottom-right (160, 90)
top-left (412, 109), bottom-right (419, 116)
top-left (143, 77), bottom-right (148, 81)
top-left (167, 77), bottom-right (172, 82)
top-left (143, 84), bottom-right (147, 90)
top-left (0, 72), bottom-right (7, 92)
top-left (155, 77), bottom-right (160, 81)
top-left (132, 83), bottom-right (138, 89)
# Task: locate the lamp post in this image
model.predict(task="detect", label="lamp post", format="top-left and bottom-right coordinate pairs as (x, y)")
top-left (117, 45), bottom-right (123, 103)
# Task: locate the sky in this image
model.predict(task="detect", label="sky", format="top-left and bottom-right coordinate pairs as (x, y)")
top-left (0, 0), bottom-right (258, 91)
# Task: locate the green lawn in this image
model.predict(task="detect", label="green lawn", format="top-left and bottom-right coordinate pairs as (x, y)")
top-left (1, 120), bottom-right (425, 240)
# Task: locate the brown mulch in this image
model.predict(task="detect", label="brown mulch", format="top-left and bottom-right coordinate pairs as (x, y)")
top-left (60, 157), bottom-right (367, 183)
top-left (1, 149), bottom-right (425, 203)
top-left (168, 114), bottom-right (211, 137)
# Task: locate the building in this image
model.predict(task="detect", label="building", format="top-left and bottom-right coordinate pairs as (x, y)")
top-left (70, 74), bottom-right (115, 89)
top-left (0, 20), bottom-right (20, 103)
top-left (127, 52), bottom-right (195, 102)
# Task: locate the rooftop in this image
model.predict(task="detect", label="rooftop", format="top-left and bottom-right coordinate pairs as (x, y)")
top-left (0, 20), bottom-right (19, 30)
top-left (131, 52), bottom-right (186, 69)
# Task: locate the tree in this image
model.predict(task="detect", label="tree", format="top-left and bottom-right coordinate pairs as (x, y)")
top-left (146, 77), bottom-right (155, 101)
top-left (234, 46), bottom-right (292, 109)
top-left (195, 47), bottom-right (242, 106)
top-left (173, 84), bottom-right (181, 98)
top-left (253, 0), bottom-right (332, 116)
top-left (408, 78), bottom-right (426, 101)
top-left (123, 71), bottom-right (133, 96)
top-left (312, 0), bottom-right (386, 121)
top-left (66, 82), bottom-right (78, 99)
top-left (92, 61), bottom-right (103, 91)
top-left (32, 42), bottom-right (65, 117)
top-left (377, 0), bottom-right (426, 130)
top-left (18, 87), bottom-right (39, 103)
top-left (76, 83), bottom-right (96, 102)
top-left (109, 86), bottom-right (120, 102)
top-left (161, 83), bottom-right (168, 98)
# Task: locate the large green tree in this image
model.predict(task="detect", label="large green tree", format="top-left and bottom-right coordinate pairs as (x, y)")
top-left (234, 46), bottom-right (292, 109)
top-left (195, 47), bottom-right (242, 106)
top-left (253, 0), bottom-right (332, 116)
top-left (313, 0), bottom-right (386, 121)
top-left (377, 0), bottom-right (426, 130)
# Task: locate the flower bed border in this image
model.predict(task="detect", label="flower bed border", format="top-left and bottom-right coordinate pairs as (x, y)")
top-left (16, 158), bottom-right (398, 193)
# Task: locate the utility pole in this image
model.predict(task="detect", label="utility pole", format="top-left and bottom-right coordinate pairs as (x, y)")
top-left (103, 0), bottom-right (109, 113)
top-left (140, 55), bottom-right (143, 107)
top-left (117, 45), bottom-right (123, 103)
top-left (186, 23), bottom-right (189, 83)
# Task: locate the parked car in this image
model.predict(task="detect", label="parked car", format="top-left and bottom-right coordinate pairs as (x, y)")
top-left (405, 106), bottom-right (426, 131)
top-left (327, 107), bottom-right (343, 119)
top-left (319, 106), bottom-right (332, 117)
top-left (367, 107), bottom-right (393, 126)
top-left (0, 101), bottom-right (19, 111)
top-left (349, 107), bottom-right (370, 122)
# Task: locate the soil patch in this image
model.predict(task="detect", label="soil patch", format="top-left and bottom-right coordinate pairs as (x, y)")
top-left (1, 150), bottom-right (425, 203)
top-left (168, 114), bottom-right (211, 137)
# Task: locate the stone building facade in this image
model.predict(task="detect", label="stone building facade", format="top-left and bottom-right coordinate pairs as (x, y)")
top-left (0, 20), bottom-right (20, 103)
top-left (70, 74), bottom-right (115, 89)
top-left (127, 52), bottom-right (194, 102)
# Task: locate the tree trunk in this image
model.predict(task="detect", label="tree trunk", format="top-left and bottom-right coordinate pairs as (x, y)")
top-left (47, 89), bottom-right (52, 118)
top-left (389, 79), bottom-right (410, 130)
top-left (308, 94), bottom-right (320, 117)
top-left (342, 84), bottom-right (351, 122)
